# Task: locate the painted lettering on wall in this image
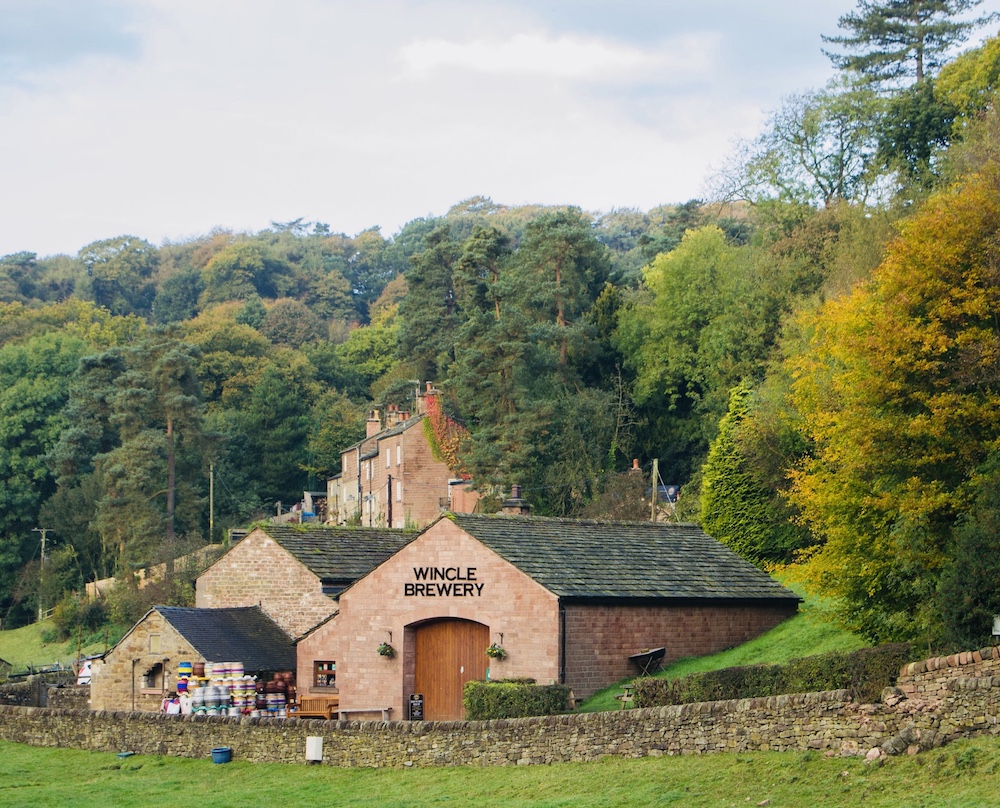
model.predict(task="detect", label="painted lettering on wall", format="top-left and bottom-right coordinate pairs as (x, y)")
top-left (405, 567), bottom-right (484, 597)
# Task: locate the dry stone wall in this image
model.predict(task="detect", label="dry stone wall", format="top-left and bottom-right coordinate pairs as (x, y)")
top-left (4, 646), bottom-right (1000, 768)
top-left (1, 676), bottom-right (998, 767)
top-left (897, 646), bottom-right (1000, 699)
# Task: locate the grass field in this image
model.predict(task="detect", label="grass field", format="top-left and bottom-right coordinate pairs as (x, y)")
top-left (2, 737), bottom-right (999, 807)
top-left (0, 620), bottom-right (116, 672)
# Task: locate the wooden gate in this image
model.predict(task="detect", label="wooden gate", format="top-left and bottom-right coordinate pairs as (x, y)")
top-left (413, 618), bottom-right (489, 721)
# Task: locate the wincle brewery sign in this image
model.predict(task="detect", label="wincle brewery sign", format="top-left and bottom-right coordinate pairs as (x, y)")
top-left (404, 567), bottom-right (484, 597)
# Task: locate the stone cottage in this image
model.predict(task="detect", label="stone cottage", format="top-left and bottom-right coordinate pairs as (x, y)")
top-left (328, 383), bottom-right (480, 529)
top-left (90, 605), bottom-right (294, 712)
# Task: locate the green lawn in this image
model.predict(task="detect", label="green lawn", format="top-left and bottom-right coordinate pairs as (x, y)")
top-left (0, 619), bottom-right (116, 671)
top-left (581, 577), bottom-right (867, 712)
top-left (2, 737), bottom-right (998, 807)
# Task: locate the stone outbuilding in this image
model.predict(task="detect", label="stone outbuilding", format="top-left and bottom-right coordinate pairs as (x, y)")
top-left (195, 524), bottom-right (414, 638)
top-left (297, 514), bottom-right (800, 722)
top-left (90, 605), bottom-right (295, 712)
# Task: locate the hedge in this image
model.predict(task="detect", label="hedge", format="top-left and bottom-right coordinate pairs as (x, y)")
top-left (464, 679), bottom-right (572, 720)
top-left (631, 643), bottom-right (913, 708)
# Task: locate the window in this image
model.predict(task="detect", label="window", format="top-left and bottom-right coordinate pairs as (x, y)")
top-left (141, 662), bottom-right (165, 691)
top-left (396, 445), bottom-right (402, 466)
top-left (314, 660), bottom-right (336, 688)
top-left (386, 450), bottom-right (391, 468)
top-left (396, 481), bottom-right (402, 502)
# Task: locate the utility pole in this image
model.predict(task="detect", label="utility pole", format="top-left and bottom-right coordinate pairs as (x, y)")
top-left (650, 459), bottom-right (658, 523)
top-left (32, 527), bottom-right (52, 622)
top-left (209, 463), bottom-right (215, 545)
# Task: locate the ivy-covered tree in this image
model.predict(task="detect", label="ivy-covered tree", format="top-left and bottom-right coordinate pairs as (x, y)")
top-left (701, 383), bottom-right (812, 567)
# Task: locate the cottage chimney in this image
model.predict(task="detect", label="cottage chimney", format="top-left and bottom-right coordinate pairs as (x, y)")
top-left (385, 404), bottom-right (400, 429)
top-left (366, 409), bottom-right (382, 437)
top-left (501, 484), bottom-right (531, 516)
top-left (415, 381), bottom-right (439, 416)
top-left (630, 458), bottom-right (641, 472)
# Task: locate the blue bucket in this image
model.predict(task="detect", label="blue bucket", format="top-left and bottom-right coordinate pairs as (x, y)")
top-left (211, 747), bottom-right (232, 764)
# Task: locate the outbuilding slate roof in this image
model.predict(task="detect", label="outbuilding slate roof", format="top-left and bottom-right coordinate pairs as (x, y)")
top-left (448, 514), bottom-right (798, 602)
top-left (258, 524), bottom-right (416, 591)
top-left (156, 606), bottom-right (296, 672)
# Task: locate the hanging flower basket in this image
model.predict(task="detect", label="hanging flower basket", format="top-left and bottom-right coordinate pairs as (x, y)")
top-left (377, 642), bottom-right (396, 658)
top-left (485, 643), bottom-right (507, 661)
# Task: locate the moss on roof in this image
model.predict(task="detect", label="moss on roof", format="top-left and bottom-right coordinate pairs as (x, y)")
top-left (449, 514), bottom-right (799, 602)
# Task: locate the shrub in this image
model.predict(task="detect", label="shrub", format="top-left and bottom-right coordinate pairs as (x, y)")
top-left (106, 576), bottom-right (194, 627)
top-left (631, 643), bottom-right (912, 708)
top-left (464, 679), bottom-right (572, 720)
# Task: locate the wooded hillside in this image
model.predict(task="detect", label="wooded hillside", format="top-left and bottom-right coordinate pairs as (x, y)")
top-left (3, 1), bottom-right (1000, 653)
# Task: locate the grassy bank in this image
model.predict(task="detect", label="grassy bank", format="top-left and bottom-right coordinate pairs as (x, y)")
top-left (2, 738), bottom-right (998, 807)
top-left (0, 620), bottom-right (116, 671)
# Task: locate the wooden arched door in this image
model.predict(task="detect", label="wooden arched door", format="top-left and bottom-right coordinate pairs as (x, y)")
top-left (413, 618), bottom-right (489, 721)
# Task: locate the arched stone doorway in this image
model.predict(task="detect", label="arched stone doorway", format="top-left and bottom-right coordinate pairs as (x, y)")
top-left (412, 618), bottom-right (489, 720)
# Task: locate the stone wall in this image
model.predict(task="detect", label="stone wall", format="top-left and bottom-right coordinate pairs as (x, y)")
top-left (2, 673), bottom-right (999, 767)
top-left (897, 646), bottom-right (1000, 699)
top-left (47, 686), bottom-right (91, 711)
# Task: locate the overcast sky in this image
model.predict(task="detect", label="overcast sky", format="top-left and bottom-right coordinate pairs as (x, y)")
top-left (2, 0), bottom-right (999, 258)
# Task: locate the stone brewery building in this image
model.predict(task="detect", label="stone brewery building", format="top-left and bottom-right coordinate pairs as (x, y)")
top-left (89, 514), bottom-right (798, 720)
top-left (296, 514), bottom-right (799, 721)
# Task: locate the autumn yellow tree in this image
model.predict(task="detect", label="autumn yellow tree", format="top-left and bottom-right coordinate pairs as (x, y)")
top-left (788, 163), bottom-right (1000, 644)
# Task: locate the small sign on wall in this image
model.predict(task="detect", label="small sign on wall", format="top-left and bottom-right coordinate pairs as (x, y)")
top-left (409, 693), bottom-right (424, 721)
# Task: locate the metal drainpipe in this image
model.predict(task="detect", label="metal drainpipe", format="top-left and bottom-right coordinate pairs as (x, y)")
top-left (559, 600), bottom-right (566, 684)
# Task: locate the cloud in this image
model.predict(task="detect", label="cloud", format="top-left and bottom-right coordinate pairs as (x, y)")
top-left (398, 31), bottom-right (717, 83)
top-left (0, 0), bottom-right (140, 85)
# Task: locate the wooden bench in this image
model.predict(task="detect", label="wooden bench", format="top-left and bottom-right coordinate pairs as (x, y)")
top-left (337, 706), bottom-right (393, 721)
top-left (289, 696), bottom-right (339, 719)
top-left (615, 686), bottom-right (634, 710)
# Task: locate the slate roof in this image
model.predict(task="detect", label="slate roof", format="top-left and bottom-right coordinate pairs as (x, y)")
top-left (156, 606), bottom-right (296, 672)
top-left (448, 514), bottom-right (799, 602)
top-left (342, 414), bottom-right (425, 453)
top-left (258, 524), bottom-right (415, 593)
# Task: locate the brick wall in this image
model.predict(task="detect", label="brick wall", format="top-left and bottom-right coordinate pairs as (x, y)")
top-left (195, 529), bottom-right (336, 638)
top-left (564, 601), bottom-right (798, 698)
top-left (2, 674), bottom-right (999, 766)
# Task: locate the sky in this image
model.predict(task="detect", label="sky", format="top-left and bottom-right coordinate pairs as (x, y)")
top-left (2, 0), bottom-right (999, 258)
